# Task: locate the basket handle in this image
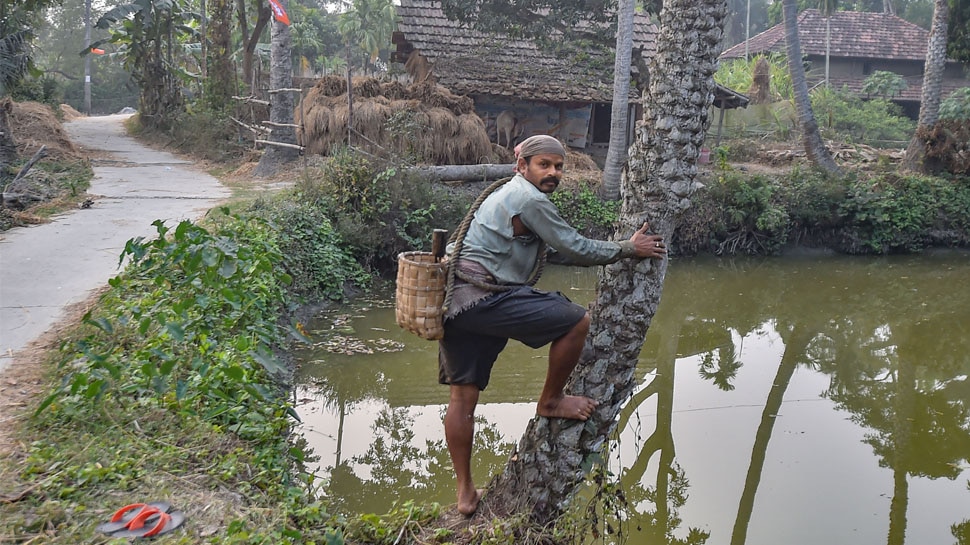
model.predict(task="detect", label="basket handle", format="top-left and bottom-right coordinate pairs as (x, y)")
top-left (431, 229), bottom-right (448, 263)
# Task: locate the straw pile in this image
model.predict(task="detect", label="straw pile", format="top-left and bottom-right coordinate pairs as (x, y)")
top-left (297, 76), bottom-right (492, 164)
top-left (9, 101), bottom-right (84, 161)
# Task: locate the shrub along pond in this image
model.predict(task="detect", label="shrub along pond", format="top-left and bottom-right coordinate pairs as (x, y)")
top-left (292, 252), bottom-right (970, 545)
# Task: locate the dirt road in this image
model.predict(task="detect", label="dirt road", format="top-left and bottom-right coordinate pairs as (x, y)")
top-left (0, 114), bottom-right (229, 374)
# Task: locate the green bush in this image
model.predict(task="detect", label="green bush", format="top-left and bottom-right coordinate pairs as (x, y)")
top-left (9, 74), bottom-right (63, 105)
top-left (38, 211), bottom-right (295, 436)
top-left (939, 87), bottom-right (970, 121)
top-left (781, 166), bottom-right (847, 241)
top-left (23, 210), bottom-right (348, 543)
top-left (812, 87), bottom-right (915, 146)
top-left (296, 148), bottom-right (468, 274)
top-left (549, 181), bottom-right (619, 237)
top-left (861, 70), bottom-right (908, 99)
top-left (248, 198), bottom-right (370, 301)
top-left (684, 171), bottom-right (792, 255)
top-left (837, 174), bottom-right (970, 253)
top-left (166, 107), bottom-right (253, 162)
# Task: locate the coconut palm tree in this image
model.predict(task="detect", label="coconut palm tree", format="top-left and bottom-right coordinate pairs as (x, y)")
top-left (781, 0), bottom-right (841, 175)
top-left (337, 0), bottom-right (395, 67)
top-left (601, 0), bottom-right (636, 201)
top-left (483, 0), bottom-right (730, 524)
top-left (292, 20), bottom-right (322, 76)
top-left (902, 0), bottom-right (950, 171)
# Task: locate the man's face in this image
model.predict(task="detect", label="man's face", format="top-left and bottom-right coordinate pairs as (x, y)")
top-left (519, 153), bottom-right (564, 194)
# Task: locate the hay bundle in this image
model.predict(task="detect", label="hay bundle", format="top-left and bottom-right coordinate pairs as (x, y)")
top-left (313, 75), bottom-right (347, 98)
top-left (297, 81), bottom-right (491, 164)
top-left (427, 107), bottom-right (460, 138)
top-left (562, 150), bottom-right (603, 187)
top-left (405, 53), bottom-right (433, 83)
top-left (450, 113), bottom-right (493, 164)
top-left (380, 81), bottom-right (409, 100)
top-left (425, 91), bottom-right (474, 115)
top-left (748, 57), bottom-right (772, 105)
top-left (353, 77), bottom-right (383, 98)
top-left (385, 100), bottom-right (430, 158)
top-left (388, 99), bottom-right (425, 116)
top-left (300, 103), bottom-right (335, 155)
top-left (352, 100), bottom-right (391, 144)
top-left (407, 81), bottom-right (474, 115)
top-left (328, 105), bottom-right (350, 143)
top-left (565, 149), bottom-right (599, 171)
top-left (59, 103), bottom-right (83, 120)
top-left (370, 95), bottom-right (392, 106)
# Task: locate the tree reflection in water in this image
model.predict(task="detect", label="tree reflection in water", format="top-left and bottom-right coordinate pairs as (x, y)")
top-left (294, 253), bottom-right (970, 544)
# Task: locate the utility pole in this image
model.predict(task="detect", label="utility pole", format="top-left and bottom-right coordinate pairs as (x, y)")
top-left (84, 0), bottom-right (92, 114)
top-left (745, 0), bottom-right (751, 60)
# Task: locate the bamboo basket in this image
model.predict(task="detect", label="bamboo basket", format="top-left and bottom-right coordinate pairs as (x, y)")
top-left (395, 251), bottom-right (447, 340)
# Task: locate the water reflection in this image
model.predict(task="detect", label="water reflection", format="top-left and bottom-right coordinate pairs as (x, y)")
top-left (293, 251), bottom-right (970, 544)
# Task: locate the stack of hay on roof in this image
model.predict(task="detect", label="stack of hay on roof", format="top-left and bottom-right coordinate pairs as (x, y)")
top-left (297, 76), bottom-right (493, 165)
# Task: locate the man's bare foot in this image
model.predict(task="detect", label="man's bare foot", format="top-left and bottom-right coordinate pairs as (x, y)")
top-left (457, 488), bottom-right (484, 516)
top-left (537, 395), bottom-right (598, 420)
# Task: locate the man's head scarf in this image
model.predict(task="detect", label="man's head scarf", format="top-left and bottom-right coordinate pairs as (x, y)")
top-left (516, 135), bottom-right (566, 160)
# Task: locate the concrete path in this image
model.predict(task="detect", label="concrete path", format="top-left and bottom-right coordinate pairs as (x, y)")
top-left (0, 114), bottom-right (230, 373)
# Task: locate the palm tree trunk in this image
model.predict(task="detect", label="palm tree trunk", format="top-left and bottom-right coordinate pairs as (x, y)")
top-left (782, 0), bottom-right (841, 175)
top-left (601, 0), bottom-right (635, 201)
top-left (255, 0), bottom-right (298, 176)
top-left (730, 324), bottom-right (811, 545)
top-left (902, 0), bottom-right (949, 172)
top-left (886, 357), bottom-right (915, 545)
top-left (484, 0), bottom-right (728, 525)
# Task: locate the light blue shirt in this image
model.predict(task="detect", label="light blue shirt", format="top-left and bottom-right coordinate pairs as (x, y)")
top-left (455, 174), bottom-right (626, 284)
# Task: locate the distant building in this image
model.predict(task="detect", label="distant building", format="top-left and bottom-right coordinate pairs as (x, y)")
top-left (721, 9), bottom-right (969, 118)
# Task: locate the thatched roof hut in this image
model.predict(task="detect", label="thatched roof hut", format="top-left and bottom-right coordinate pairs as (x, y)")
top-left (297, 75), bottom-right (494, 165)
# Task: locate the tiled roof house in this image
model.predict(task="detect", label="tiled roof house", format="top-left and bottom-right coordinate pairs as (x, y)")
top-left (392, 0), bottom-right (747, 153)
top-left (392, 0), bottom-right (658, 103)
top-left (721, 9), bottom-right (969, 115)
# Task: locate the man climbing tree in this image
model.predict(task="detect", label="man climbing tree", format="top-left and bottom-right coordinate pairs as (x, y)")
top-left (463, 0), bottom-right (732, 527)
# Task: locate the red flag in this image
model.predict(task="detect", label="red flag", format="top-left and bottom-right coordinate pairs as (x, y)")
top-left (266, 0), bottom-right (290, 25)
top-left (91, 48), bottom-right (105, 55)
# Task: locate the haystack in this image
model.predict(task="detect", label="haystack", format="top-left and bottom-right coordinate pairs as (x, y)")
top-left (10, 101), bottom-right (84, 161)
top-left (747, 57), bottom-right (773, 105)
top-left (297, 76), bottom-right (492, 164)
top-left (59, 104), bottom-right (83, 120)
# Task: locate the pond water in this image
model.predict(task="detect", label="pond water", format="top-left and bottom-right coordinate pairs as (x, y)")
top-left (291, 251), bottom-right (970, 545)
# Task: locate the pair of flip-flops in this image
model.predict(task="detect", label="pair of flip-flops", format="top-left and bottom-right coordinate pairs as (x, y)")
top-left (96, 501), bottom-right (186, 538)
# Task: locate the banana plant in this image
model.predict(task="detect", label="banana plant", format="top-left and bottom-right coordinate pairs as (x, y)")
top-left (90, 0), bottom-right (199, 128)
